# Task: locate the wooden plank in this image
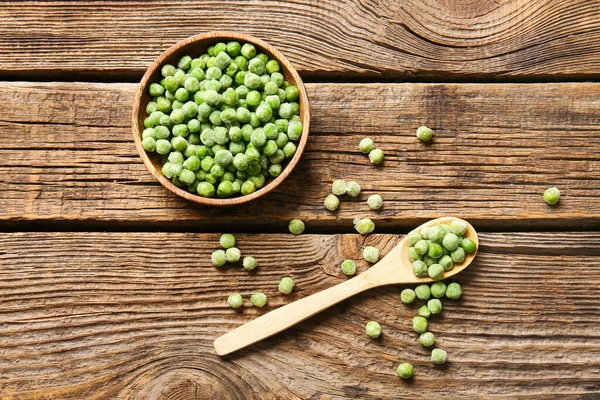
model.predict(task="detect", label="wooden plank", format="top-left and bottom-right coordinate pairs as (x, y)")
top-left (0, 232), bottom-right (599, 399)
top-left (2, 1), bottom-right (600, 80)
top-left (1, 81), bottom-right (599, 230)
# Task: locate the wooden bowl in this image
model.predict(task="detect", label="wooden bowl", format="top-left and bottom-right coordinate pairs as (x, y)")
top-left (132, 32), bottom-right (310, 206)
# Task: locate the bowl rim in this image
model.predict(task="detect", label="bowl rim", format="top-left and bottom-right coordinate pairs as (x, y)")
top-left (132, 31), bottom-right (310, 206)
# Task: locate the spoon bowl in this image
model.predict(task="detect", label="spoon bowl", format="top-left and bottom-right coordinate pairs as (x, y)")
top-left (214, 217), bottom-right (478, 356)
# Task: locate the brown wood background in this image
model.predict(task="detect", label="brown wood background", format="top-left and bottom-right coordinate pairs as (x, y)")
top-left (1, 1), bottom-right (599, 399)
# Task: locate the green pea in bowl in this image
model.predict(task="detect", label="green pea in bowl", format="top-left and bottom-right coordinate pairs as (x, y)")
top-left (132, 31), bottom-right (310, 206)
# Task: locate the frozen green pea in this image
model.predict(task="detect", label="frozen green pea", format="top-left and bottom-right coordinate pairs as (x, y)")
top-left (183, 156), bottom-right (201, 172)
top-left (227, 293), bottom-right (243, 309)
top-left (278, 277), bottom-right (295, 294)
top-left (450, 219), bottom-right (468, 236)
top-left (161, 162), bottom-right (181, 179)
top-left (244, 72), bottom-right (261, 89)
top-left (446, 282), bottom-right (462, 299)
top-left (428, 225), bottom-right (445, 244)
top-left (400, 288), bottom-right (416, 304)
top-left (215, 51), bottom-right (231, 70)
top-left (365, 321), bottom-right (382, 338)
top-left (226, 41), bottom-right (241, 56)
top-left (142, 137), bottom-right (156, 152)
top-left (289, 219), bottom-right (305, 235)
top-left (438, 255), bottom-right (454, 271)
top-left (396, 363), bottom-right (413, 379)
top-left (149, 83), bottom-right (165, 97)
top-left (461, 238), bottom-right (477, 253)
top-left (543, 187), bottom-right (560, 205)
top-left (419, 332), bottom-right (435, 348)
top-left (407, 231), bottom-right (423, 246)
top-left (430, 281), bottom-right (447, 298)
top-left (341, 260), bottom-right (356, 276)
top-left (427, 243), bottom-right (443, 259)
top-left (418, 305), bottom-right (431, 318)
top-left (353, 217), bottom-right (375, 235)
top-left (412, 316), bottom-right (428, 334)
top-left (442, 233), bottom-right (459, 251)
top-left (419, 226), bottom-right (430, 240)
top-left (331, 179), bottom-right (347, 196)
top-left (428, 264), bottom-right (444, 280)
top-left (225, 247), bottom-right (241, 263)
top-left (427, 299), bottom-right (442, 314)
top-left (179, 169), bottom-right (195, 185)
top-left (414, 240), bottom-right (429, 256)
top-left (416, 126), bottom-right (434, 142)
top-left (156, 139), bottom-right (172, 155)
top-left (256, 104), bottom-right (273, 122)
top-left (431, 349), bottom-right (447, 365)
top-left (217, 180), bottom-right (234, 198)
top-left (212, 249), bottom-right (226, 267)
top-left (251, 292), bottom-right (267, 308)
top-left (324, 194), bottom-right (340, 211)
top-left (168, 151), bottom-right (184, 165)
top-left (415, 284), bottom-right (431, 300)
top-left (412, 260), bottom-right (428, 277)
top-left (359, 138), bottom-right (375, 154)
top-left (184, 77), bottom-right (200, 93)
top-left (367, 194), bottom-right (383, 210)
top-left (285, 85), bottom-right (299, 101)
top-left (214, 149), bottom-right (233, 166)
top-left (243, 256), bottom-right (258, 271)
top-left (266, 59), bottom-right (280, 74)
top-left (363, 246), bottom-right (379, 263)
top-left (278, 102), bottom-right (293, 119)
top-left (248, 58), bottom-right (266, 75)
top-left (450, 247), bottom-right (465, 263)
top-left (161, 64), bottom-right (176, 77)
top-left (282, 142), bottom-right (297, 159)
top-left (197, 182), bottom-right (215, 197)
top-left (346, 181), bottom-right (361, 197)
top-left (368, 148), bottom-right (384, 164)
top-left (287, 120), bottom-right (303, 141)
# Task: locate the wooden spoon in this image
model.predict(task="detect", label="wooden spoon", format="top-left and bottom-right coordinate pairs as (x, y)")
top-left (214, 217), bottom-right (478, 356)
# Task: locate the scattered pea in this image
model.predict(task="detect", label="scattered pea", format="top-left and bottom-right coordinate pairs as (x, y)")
top-left (543, 187), bottom-right (560, 205)
top-left (412, 316), bottom-right (428, 334)
top-left (418, 305), bottom-right (431, 318)
top-left (431, 348), bottom-right (447, 364)
top-left (366, 321), bottom-right (382, 338)
top-left (359, 138), bottom-right (375, 154)
top-left (368, 148), bottom-right (384, 164)
top-left (289, 219), bottom-right (305, 235)
top-left (225, 247), bottom-right (241, 263)
top-left (416, 126), bottom-right (434, 142)
top-left (250, 292), bottom-right (267, 307)
top-left (363, 246), bottom-right (380, 263)
top-left (415, 284), bottom-right (431, 300)
top-left (419, 332), bottom-right (435, 348)
top-left (367, 194), bottom-right (383, 210)
top-left (427, 299), bottom-right (442, 314)
top-left (212, 250), bottom-right (226, 267)
top-left (354, 217), bottom-right (375, 235)
top-left (278, 277), bottom-right (295, 294)
top-left (446, 282), bottom-right (462, 299)
top-left (400, 288), bottom-right (416, 304)
top-left (220, 233), bottom-right (236, 249)
top-left (346, 181), bottom-right (361, 197)
top-left (341, 259), bottom-right (357, 276)
top-left (324, 194), bottom-right (340, 211)
top-left (430, 281), bottom-right (447, 298)
top-left (332, 179), bottom-right (347, 196)
top-left (396, 363), bottom-right (413, 379)
top-left (227, 293), bottom-right (243, 309)
top-left (243, 256), bottom-right (258, 271)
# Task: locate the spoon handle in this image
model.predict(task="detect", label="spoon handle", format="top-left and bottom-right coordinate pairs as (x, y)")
top-left (214, 272), bottom-right (376, 356)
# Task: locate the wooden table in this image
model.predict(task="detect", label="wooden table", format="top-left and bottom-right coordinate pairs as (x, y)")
top-left (1, 2), bottom-right (600, 399)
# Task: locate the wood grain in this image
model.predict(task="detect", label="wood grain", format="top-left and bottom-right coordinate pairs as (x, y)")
top-left (1, 81), bottom-right (599, 230)
top-left (0, 232), bottom-right (599, 399)
top-left (2, 1), bottom-right (600, 80)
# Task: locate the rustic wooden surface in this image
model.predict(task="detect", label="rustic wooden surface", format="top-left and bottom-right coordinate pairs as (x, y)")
top-left (1, 233), bottom-right (599, 399)
top-left (1, 82), bottom-right (599, 231)
top-left (2, 0), bottom-right (600, 398)
top-left (2, 1), bottom-right (600, 80)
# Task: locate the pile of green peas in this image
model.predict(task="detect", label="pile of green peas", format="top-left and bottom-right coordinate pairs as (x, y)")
top-left (396, 281), bottom-right (462, 378)
top-left (141, 41), bottom-right (303, 198)
top-left (407, 219), bottom-right (476, 279)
